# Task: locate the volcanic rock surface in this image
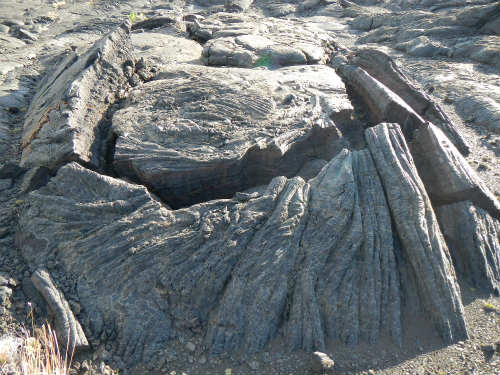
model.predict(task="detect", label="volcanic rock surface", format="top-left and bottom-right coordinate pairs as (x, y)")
top-left (112, 63), bottom-right (351, 207)
top-left (1, 0), bottom-right (500, 374)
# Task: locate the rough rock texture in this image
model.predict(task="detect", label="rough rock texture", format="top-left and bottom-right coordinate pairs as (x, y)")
top-left (456, 95), bottom-right (500, 135)
top-left (20, 21), bottom-right (134, 170)
top-left (31, 268), bottom-right (89, 351)
top-left (4, 0), bottom-right (500, 374)
top-left (112, 64), bottom-right (352, 208)
top-left (18, 118), bottom-right (483, 365)
top-left (349, 3), bottom-right (500, 68)
top-left (411, 123), bottom-right (500, 218)
top-left (131, 15), bottom-right (182, 31)
top-left (365, 123), bottom-right (468, 344)
top-left (131, 32), bottom-right (203, 66)
top-left (409, 124), bottom-right (500, 294)
top-left (338, 64), bottom-right (426, 139)
top-left (18, 148), bottom-right (407, 363)
top-left (436, 201), bottom-right (500, 293)
top-left (225, 0), bottom-right (254, 12)
top-left (188, 13), bottom-right (334, 67)
top-left (348, 48), bottom-right (470, 154)
top-left (0, 119), bottom-right (9, 159)
top-left (343, 0), bottom-right (500, 136)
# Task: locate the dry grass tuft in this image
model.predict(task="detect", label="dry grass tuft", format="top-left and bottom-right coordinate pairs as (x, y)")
top-left (0, 323), bottom-right (74, 375)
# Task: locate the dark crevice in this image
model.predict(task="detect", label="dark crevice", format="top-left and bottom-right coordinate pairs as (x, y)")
top-left (95, 99), bottom-right (128, 178)
top-left (113, 125), bottom-right (344, 210)
top-left (171, 126), bottom-right (340, 209)
top-left (331, 65), bottom-right (372, 150)
top-left (104, 132), bottom-right (119, 177)
top-left (429, 187), bottom-right (500, 219)
top-left (336, 83), bottom-right (371, 149)
top-left (17, 95), bottom-right (129, 195)
top-left (131, 16), bottom-right (179, 31)
top-left (186, 22), bottom-right (212, 45)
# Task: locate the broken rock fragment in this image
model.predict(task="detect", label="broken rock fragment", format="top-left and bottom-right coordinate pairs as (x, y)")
top-left (436, 201), bottom-right (500, 293)
top-left (193, 13), bottom-right (333, 67)
top-left (411, 123), bottom-right (500, 218)
top-left (365, 123), bottom-right (468, 344)
top-left (339, 64), bottom-right (425, 139)
top-left (410, 123), bottom-right (500, 293)
top-left (31, 269), bottom-right (88, 351)
top-left (349, 48), bottom-right (470, 154)
top-left (21, 21), bottom-right (134, 170)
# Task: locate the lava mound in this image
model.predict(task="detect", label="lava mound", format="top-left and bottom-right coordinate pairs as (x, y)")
top-left (14, 18), bottom-right (500, 370)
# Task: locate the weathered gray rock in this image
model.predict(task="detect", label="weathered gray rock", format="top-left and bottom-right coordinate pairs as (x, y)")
top-left (455, 3), bottom-right (500, 29)
top-left (0, 273), bottom-right (10, 286)
top-left (395, 36), bottom-right (449, 57)
top-left (9, 0), bottom-right (500, 371)
top-left (338, 64), bottom-right (426, 138)
top-left (455, 95), bottom-right (500, 134)
top-left (365, 123), bottom-right (468, 344)
top-left (11, 27), bottom-right (38, 42)
top-left (225, 0), bottom-right (253, 12)
top-left (131, 33), bottom-right (203, 66)
top-left (481, 16), bottom-right (500, 35)
top-left (18, 148), bottom-right (406, 363)
top-left (17, 123), bottom-right (487, 364)
top-left (31, 268), bottom-right (89, 351)
top-left (0, 179), bottom-right (11, 192)
top-left (436, 201), bottom-right (500, 293)
top-left (0, 119), bottom-right (9, 160)
top-left (450, 36), bottom-right (500, 68)
top-left (404, 98), bottom-right (500, 297)
top-left (112, 64), bottom-right (351, 208)
top-left (263, 2), bottom-right (297, 17)
top-left (209, 149), bottom-right (402, 352)
top-left (192, 13), bottom-right (334, 67)
top-left (298, 0), bottom-right (324, 12)
top-left (348, 4), bottom-right (499, 67)
top-left (21, 21), bottom-right (134, 169)
top-left (348, 48), bottom-right (470, 154)
top-left (20, 166), bottom-right (52, 194)
top-left (411, 123), bottom-right (500, 218)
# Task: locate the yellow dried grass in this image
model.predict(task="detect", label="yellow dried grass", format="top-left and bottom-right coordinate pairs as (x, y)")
top-left (0, 322), bottom-right (74, 375)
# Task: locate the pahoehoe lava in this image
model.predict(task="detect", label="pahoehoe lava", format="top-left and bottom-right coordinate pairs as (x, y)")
top-left (1, 1), bottom-right (500, 374)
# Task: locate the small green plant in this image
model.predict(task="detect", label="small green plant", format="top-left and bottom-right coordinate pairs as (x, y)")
top-left (483, 301), bottom-right (498, 312)
top-left (129, 12), bottom-right (146, 23)
top-left (254, 54), bottom-right (273, 68)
